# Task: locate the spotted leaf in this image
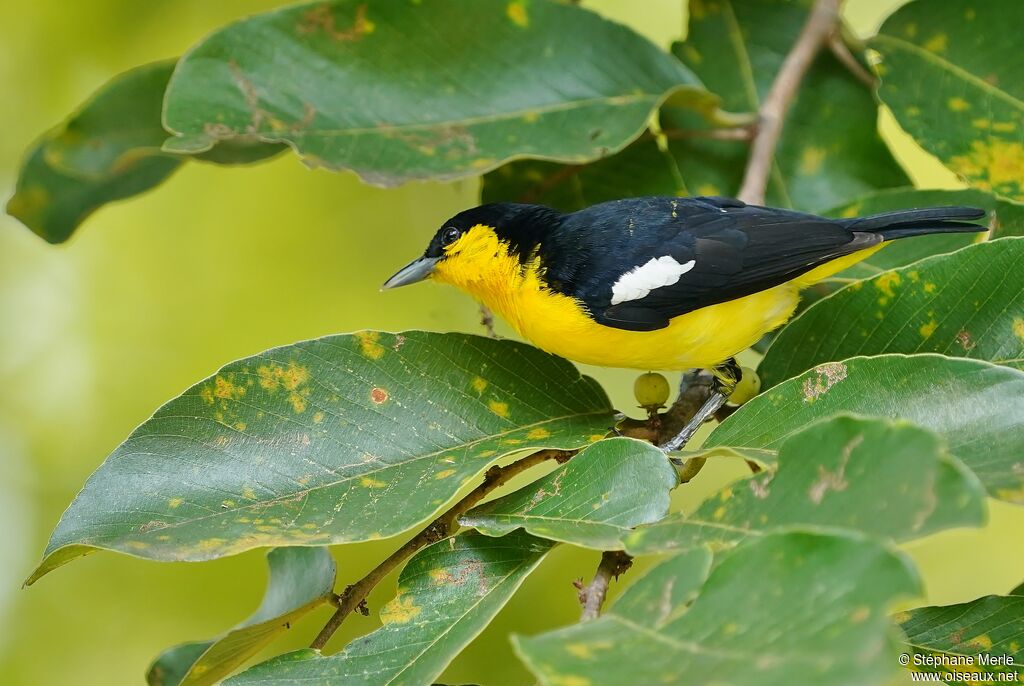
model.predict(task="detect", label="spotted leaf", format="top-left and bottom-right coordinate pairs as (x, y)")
top-left (225, 531), bottom-right (554, 686)
top-left (483, 0), bottom-right (907, 212)
top-left (162, 0), bottom-right (717, 186)
top-left (896, 595), bottom-right (1024, 680)
top-left (705, 355), bottom-right (1024, 505)
top-left (760, 238), bottom-right (1024, 387)
top-left (873, 0), bottom-right (1024, 201)
top-left (30, 332), bottom-right (613, 583)
top-left (626, 416), bottom-right (986, 556)
top-left (516, 531), bottom-right (920, 686)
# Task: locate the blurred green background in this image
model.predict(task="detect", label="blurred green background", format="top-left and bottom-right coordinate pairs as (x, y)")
top-left (1, 1), bottom-right (1021, 684)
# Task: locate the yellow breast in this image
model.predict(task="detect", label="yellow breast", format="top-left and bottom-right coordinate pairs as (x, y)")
top-left (432, 225), bottom-right (883, 371)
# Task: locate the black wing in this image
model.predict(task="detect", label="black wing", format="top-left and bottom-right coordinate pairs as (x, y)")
top-left (554, 197), bottom-right (878, 332)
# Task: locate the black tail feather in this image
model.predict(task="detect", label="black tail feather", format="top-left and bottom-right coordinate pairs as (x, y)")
top-left (842, 206), bottom-right (987, 240)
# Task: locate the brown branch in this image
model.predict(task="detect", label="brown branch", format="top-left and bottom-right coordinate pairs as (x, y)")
top-left (827, 31), bottom-right (875, 88)
top-left (579, 550), bottom-right (633, 620)
top-left (310, 448), bottom-right (569, 650)
top-left (737, 0), bottom-right (843, 205)
top-left (478, 303), bottom-right (498, 339)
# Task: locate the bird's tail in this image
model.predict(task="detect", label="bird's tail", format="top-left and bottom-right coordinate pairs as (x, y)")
top-left (841, 206), bottom-right (987, 240)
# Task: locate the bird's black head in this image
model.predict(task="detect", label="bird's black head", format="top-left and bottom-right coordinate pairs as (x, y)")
top-left (382, 202), bottom-right (563, 290)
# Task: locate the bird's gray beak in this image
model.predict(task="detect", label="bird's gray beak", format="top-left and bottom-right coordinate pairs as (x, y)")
top-left (382, 256), bottom-right (439, 290)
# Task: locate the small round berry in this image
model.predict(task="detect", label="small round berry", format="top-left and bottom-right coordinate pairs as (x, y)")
top-left (729, 366), bottom-right (761, 405)
top-left (634, 372), bottom-right (670, 409)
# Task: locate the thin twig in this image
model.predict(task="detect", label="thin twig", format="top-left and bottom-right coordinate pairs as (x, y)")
top-left (310, 448), bottom-right (569, 650)
top-left (579, 550), bottom-right (633, 620)
top-left (479, 303), bottom-right (498, 339)
top-left (827, 31), bottom-right (875, 88)
top-left (737, 0), bottom-right (842, 205)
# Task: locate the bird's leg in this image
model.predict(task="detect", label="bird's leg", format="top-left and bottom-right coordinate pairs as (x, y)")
top-left (660, 359), bottom-right (741, 453)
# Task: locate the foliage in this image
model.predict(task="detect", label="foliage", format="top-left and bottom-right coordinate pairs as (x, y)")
top-left (147, 547), bottom-right (336, 686)
top-left (13, 0), bottom-right (1024, 685)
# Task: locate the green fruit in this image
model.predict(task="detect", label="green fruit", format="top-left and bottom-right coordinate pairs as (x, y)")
top-left (634, 372), bottom-right (670, 408)
top-left (729, 366), bottom-right (761, 405)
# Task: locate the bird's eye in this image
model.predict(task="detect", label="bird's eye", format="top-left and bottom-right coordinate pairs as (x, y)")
top-left (440, 226), bottom-right (462, 247)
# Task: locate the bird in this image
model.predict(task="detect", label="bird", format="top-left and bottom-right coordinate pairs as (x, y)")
top-left (383, 196), bottom-right (986, 450)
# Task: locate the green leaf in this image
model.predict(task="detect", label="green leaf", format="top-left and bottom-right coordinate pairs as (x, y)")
top-left (30, 332), bottom-right (613, 584)
top-left (872, 0), bottom-right (1024, 201)
top-left (751, 188), bottom-right (1024, 355)
top-left (672, 0), bottom-right (907, 211)
top-left (225, 530), bottom-right (554, 686)
top-left (626, 416), bottom-right (986, 556)
top-left (148, 643), bottom-right (211, 686)
top-left (896, 596), bottom-right (1024, 679)
top-left (760, 238), bottom-right (1024, 388)
top-left (147, 547), bottom-right (336, 686)
top-left (706, 355), bottom-right (1024, 505)
top-left (162, 0), bottom-right (715, 186)
top-left (823, 189), bottom-right (1024, 280)
top-left (481, 135), bottom-right (684, 209)
top-left (1012, 581), bottom-right (1024, 596)
top-left (6, 61), bottom-right (182, 243)
top-left (5, 60), bottom-right (282, 243)
top-left (460, 437), bottom-right (676, 549)
top-left (7, 141), bottom-right (181, 245)
top-left (607, 549), bottom-right (712, 628)
top-left (483, 0), bottom-right (908, 212)
top-left (516, 531), bottom-right (920, 686)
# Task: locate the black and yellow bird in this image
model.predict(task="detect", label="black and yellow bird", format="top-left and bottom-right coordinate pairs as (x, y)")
top-left (383, 196), bottom-right (985, 449)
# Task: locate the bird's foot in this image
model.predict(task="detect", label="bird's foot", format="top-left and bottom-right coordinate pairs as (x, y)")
top-left (659, 358), bottom-right (741, 454)
top-left (658, 390), bottom-right (729, 452)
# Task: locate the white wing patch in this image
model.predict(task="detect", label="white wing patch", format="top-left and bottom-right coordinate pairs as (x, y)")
top-left (610, 256), bottom-right (696, 305)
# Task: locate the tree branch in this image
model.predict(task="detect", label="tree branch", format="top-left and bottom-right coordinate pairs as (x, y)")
top-left (310, 448), bottom-right (570, 650)
top-left (737, 0), bottom-right (843, 205)
top-left (579, 550), bottom-right (633, 620)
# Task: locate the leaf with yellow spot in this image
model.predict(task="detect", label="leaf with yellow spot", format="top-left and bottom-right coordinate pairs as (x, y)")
top-left (147, 547), bottom-right (335, 686)
top-left (163, 0), bottom-right (719, 188)
top-left (31, 332), bottom-right (612, 583)
top-left (516, 531), bottom-right (920, 686)
top-left (484, 0), bottom-right (908, 213)
top-left (712, 355), bottom-right (1024, 505)
top-left (224, 531), bottom-right (553, 686)
top-left (750, 188), bottom-right (1024, 351)
top-left (625, 416), bottom-right (985, 556)
top-left (896, 595), bottom-right (1024, 680)
top-left (873, 0), bottom-right (1024, 201)
top-left (761, 239), bottom-right (1024, 389)
top-left (461, 438), bottom-right (676, 550)
top-left (487, 400), bottom-right (510, 418)
top-left (668, 0), bottom-right (907, 212)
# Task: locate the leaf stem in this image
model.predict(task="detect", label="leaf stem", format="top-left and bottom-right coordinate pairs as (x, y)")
top-left (579, 550), bottom-right (633, 620)
top-left (309, 448), bottom-right (570, 650)
top-left (660, 125), bottom-right (755, 142)
top-left (827, 31), bottom-right (875, 88)
top-left (737, 0), bottom-right (843, 205)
